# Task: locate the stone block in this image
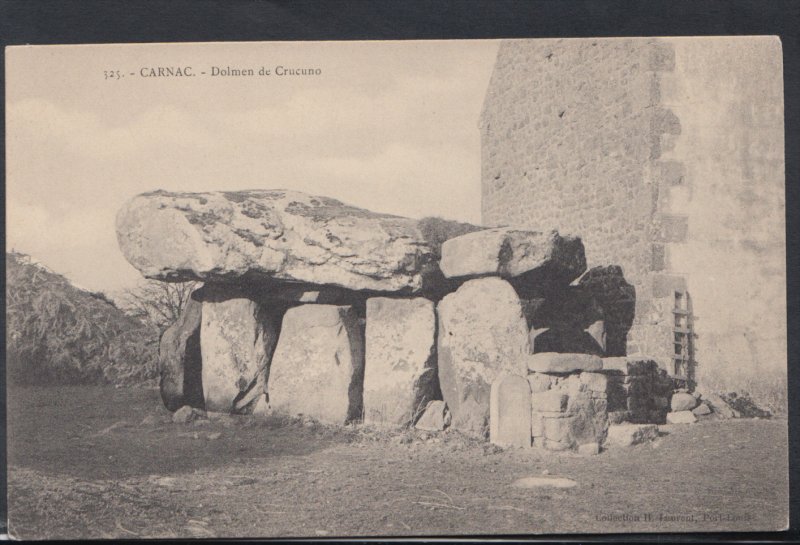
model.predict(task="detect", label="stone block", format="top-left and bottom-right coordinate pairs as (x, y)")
top-left (605, 424), bottom-right (659, 447)
top-left (527, 372), bottom-right (554, 393)
top-left (577, 442), bottom-right (600, 456)
top-left (531, 390), bottom-right (568, 412)
top-left (490, 374), bottom-right (532, 448)
top-left (671, 392), bottom-right (698, 412)
top-left (159, 294), bottom-right (204, 412)
top-left (527, 352), bottom-right (602, 373)
top-left (692, 403), bottom-right (712, 416)
top-left (268, 304), bottom-right (365, 425)
top-left (363, 297), bottom-right (438, 427)
top-left (666, 410), bottom-right (697, 424)
top-left (543, 414), bottom-right (577, 445)
top-left (200, 294), bottom-right (282, 413)
top-left (579, 372), bottom-right (608, 394)
top-left (439, 228), bottom-right (586, 285)
top-left (415, 400), bottom-right (452, 431)
top-left (696, 390), bottom-right (739, 419)
top-left (437, 278), bottom-right (530, 436)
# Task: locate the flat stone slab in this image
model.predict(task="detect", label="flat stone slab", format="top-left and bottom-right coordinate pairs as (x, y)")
top-left (116, 189), bottom-right (448, 293)
top-left (439, 228), bottom-right (586, 284)
top-left (527, 352), bottom-right (603, 373)
top-left (511, 476), bottom-right (578, 489)
top-left (666, 410), bottom-right (697, 424)
top-left (490, 373), bottom-right (532, 448)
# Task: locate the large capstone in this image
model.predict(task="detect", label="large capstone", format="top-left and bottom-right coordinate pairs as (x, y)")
top-left (115, 189), bottom-right (452, 293)
top-left (439, 228), bottom-right (586, 288)
top-left (363, 297), bottom-right (439, 428)
top-left (268, 304), bottom-right (365, 424)
top-left (158, 294), bottom-right (204, 412)
top-left (436, 277), bottom-right (531, 436)
top-left (199, 288), bottom-right (283, 413)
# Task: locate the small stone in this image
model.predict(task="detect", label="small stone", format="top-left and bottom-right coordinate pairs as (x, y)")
top-left (527, 352), bottom-right (603, 373)
top-left (671, 393), bottom-right (698, 412)
top-left (666, 410), bottom-right (697, 424)
top-left (252, 395), bottom-right (271, 416)
top-left (692, 403), bottom-right (712, 416)
top-left (414, 400), bottom-right (451, 431)
top-left (577, 442), bottom-right (600, 455)
top-left (512, 476), bottom-right (578, 489)
top-left (172, 405), bottom-right (195, 424)
top-left (207, 432), bottom-right (222, 440)
top-left (696, 390), bottom-right (738, 419)
top-left (605, 424), bottom-right (659, 447)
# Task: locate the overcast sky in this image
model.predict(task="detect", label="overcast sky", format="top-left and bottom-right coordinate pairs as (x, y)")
top-left (6, 40), bottom-right (500, 294)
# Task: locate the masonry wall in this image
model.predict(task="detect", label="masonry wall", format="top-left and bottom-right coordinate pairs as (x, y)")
top-left (657, 37), bottom-right (786, 403)
top-left (480, 37), bottom-right (786, 405)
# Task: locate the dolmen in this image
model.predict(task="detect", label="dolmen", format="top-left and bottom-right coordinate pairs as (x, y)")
top-left (116, 189), bottom-right (672, 450)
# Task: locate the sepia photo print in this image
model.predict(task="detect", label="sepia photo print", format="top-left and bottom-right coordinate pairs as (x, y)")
top-left (4, 37), bottom-right (789, 538)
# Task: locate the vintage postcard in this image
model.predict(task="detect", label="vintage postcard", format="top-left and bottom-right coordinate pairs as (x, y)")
top-left (4, 37), bottom-right (788, 538)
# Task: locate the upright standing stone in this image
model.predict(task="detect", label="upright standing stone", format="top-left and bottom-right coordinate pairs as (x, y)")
top-left (200, 292), bottom-right (281, 412)
top-left (268, 305), bottom-right (365, 424)
top-left (363, 297), bottom-right (438, 427)
top-left (437, 277), bottom-right (531, 436)
top-left (490, 374), bottom-right (532, 448)
top-left (159, 295), bottom-right (204, 412)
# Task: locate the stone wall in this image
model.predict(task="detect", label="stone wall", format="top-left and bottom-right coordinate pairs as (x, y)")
top-left (479, 37), bottom-right (786, 402)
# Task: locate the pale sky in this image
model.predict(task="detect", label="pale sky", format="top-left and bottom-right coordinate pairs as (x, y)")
top-left (6, 40), bottom-right (500, 294)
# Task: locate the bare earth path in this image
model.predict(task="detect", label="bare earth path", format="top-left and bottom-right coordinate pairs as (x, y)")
top-left (7, 386), bottom-right (789, 539)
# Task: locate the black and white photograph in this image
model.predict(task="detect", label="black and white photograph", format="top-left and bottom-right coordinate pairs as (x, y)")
top-left (4, 34), bottom-right (790, 538)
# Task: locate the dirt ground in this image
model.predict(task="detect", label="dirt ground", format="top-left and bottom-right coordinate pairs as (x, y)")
top-left (6, 385), bottom-right (789, 539)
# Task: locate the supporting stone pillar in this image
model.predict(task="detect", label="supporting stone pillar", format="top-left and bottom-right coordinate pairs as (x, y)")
top-left (199, 289), bottom-right (282, 413)
top-left (268, 304), bottom-right (365, 424)
top-left (363, 297), bottom-right (439, 428)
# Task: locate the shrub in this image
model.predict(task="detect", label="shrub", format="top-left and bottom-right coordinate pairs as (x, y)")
top-left (6, 252), bottom-right (159, 386)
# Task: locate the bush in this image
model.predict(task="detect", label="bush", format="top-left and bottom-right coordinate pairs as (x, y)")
top-left (6, 252), bottom-right (159, 386)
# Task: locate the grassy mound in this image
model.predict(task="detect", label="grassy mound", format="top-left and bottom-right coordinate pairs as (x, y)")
top-left (6, 252), bottom-right (158, 386)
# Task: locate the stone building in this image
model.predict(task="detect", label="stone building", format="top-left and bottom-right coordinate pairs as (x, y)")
top-left (479, 37), bottom-right (785, 398)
